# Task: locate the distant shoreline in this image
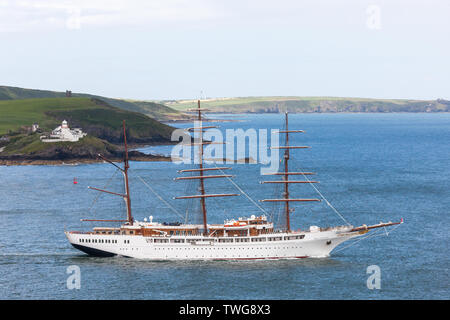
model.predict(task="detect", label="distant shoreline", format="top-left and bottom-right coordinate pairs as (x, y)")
top-left (187, 111), bottom-right (450, 115)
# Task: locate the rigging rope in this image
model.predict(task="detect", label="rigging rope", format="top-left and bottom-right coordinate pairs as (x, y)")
top-left (86, 168), bottom-right (120, 215)
top-left (214, 163), bottom-right (269, 216)
top-left (137, 175), bottom-right (185, 221)
top-left (291, 158), bottom-right (352, 226)
top-left (333, 222), bottom-right (403, 253)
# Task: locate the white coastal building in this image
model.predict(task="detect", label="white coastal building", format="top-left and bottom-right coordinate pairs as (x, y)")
top-left (41, 120), bottom-right (87, 143)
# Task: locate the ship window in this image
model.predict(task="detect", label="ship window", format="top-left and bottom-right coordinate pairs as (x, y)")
top-left (286, 235), bottom-right (305, 240)
top-left (268, 237), bottom-right (282, 241)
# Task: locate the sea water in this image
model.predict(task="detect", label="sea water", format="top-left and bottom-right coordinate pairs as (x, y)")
top-left (0, 113), bottom-right (448, 299)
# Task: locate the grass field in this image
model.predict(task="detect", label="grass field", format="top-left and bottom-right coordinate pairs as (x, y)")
top-left (163, 96), bottom-right (448, 113)
top-left (0, 97), bottom-right (174, 142)
top-left (0, 97), bottom-right (177, 158)
top-left (0, 86), bottom-right (191, 121)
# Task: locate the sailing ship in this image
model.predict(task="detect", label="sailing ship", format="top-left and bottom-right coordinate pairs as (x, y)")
top-left (65, 102), bottom-right (402, 259)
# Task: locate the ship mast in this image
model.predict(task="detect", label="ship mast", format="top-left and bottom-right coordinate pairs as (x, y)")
top-left (122, 120), bottom-right (133, 225)
top-left (83, 120), bottom-right (134, 225)
top-left (284, 112), bottom-right (291, 231)
top-left (196, 100), bottom-right (208, 233)
top-left (175, 100), bottom-right (238, 235)
top-left (261, 112), bottom-right (321, 232)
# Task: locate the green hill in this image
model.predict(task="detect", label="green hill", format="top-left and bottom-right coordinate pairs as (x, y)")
top-left (165, 96), bottom-right (450, 113)
top-left (0, 86), bottom-right (191, 121)
top-left (0, 97), bottom-right (177, 163)
top-left (0, 97), bottom-right (174, 142)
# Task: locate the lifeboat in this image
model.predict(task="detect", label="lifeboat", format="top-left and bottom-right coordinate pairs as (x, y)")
top-left (224, 221), bottom-right (247, 227)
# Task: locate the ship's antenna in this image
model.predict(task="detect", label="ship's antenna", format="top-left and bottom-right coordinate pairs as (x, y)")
top-left (260, 112), bottom-right (321, 232)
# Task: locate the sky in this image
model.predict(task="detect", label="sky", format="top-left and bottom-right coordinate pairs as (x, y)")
top-left (0, 0), bottom-right (449, 100)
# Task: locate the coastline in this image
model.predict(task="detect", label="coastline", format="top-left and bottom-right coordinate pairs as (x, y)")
top-left (0, 154), bottom-right (171, 166)
top-left (0, 137), bottom-right (176, 166)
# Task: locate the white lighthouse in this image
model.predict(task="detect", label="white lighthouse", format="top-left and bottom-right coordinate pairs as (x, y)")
top-left (40, 120), bottom-right (87, 143)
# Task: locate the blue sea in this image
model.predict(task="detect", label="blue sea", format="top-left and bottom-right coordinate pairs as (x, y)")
top-left (0, 113), bottom-right (449, 299)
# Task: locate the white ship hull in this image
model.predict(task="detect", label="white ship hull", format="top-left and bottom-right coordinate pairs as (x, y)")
top-left (65, 228), bottom-right (362, 260)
